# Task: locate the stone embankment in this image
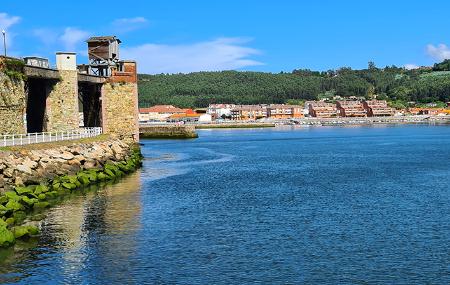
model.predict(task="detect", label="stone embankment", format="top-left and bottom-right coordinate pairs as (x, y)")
top-left (140, 125), bottom-right (198, 139)
top-left (0, 137), bottom-right (143, 248)
top-left (195, 123), bottom-right (275, 129)
top-left (292, 115), bottom-right (450, 126)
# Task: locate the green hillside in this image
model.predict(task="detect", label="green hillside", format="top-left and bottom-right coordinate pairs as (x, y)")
top-left (138, 61), bottom-right (450, 108)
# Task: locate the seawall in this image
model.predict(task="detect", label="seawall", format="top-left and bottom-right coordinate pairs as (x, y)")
top-left (293, 115), bottom-right (450, 126)
top-left (0, 136), bottom-right (142, 247)
top-left (195, 123), bottom-right (275, 129)
top-left (0, 137), bottom-right (139, 192)
top-left (140, 125), bottom-right (198, 139)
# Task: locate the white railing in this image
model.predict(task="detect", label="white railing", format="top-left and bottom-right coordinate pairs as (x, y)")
top-left (0, 127), bottom-right (102, 147)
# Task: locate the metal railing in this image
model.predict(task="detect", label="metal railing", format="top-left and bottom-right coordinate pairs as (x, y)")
top-left (0, 127), bottom-right (102, 147)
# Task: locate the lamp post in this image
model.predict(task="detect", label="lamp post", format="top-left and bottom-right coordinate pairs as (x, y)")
top-left (2, 30), bottom-right (6, 57)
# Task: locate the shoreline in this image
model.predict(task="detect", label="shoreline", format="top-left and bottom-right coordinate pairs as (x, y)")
top-left (289, 115), bottom-right (450, 126)
top-left (194, 123), bottom-right (275, 129)
top-left (0, 139), bottom-right (143, 248)
top-left (140, 116), bottom-right (450, 132)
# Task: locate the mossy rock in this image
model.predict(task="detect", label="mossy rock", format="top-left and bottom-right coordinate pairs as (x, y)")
top-left (62, 182), bottom-right (77, 190)
top-left (5, 217), bottom-right (14, 225)
top-left (0, 195), bottom-right (8, 204)
top-left (21, 196), bottom-right (38, 207)
top-left (105, 164), bottom-right (119, 174)
top-left (0, 204), bottom-right (8, 213)
top-left (33, 202), bottom-right (50, 209)
top-left (26, 225), bottom-right (39, 236)
top-left (104, 169), bottom-right (115, 178)
top-left (66, 175), bottom-right (78, 184)
top-left (12, 225), bottom-right (39, 239)
top-left (35, 184), bottom-right (49, 194)
top-left (38, 194), bottom-right (46, 200)
top-left (59, 188), bottom-right (71, 196)
top-left (15, 186), bottom-right (33, 195)
top-left (46, 191), bottom-right (58, 199)
top-left (118, 163), bottom-right (131, 172)
top-left (87, 173), bottom-right (98, 182)
top-left (97, 172), bottom-right (107, 181)
top-left (12, 211), bottom-right (26, 224)
top-left (25, 192), bottom-right (38, 199)
top-left (52, 182), bottom-right (61, 190)
top-left (30, 214), bottom-right (46, 221)
top-left (5, 200), bottom-right (24, 211)
top-left (0, 226), bottom-right (15, 247)
top-left (78, 175), bottom-right (90, 185)
top-left (5, 191), bottom-right (21, 202)
top-left (12, 226), bottom-right (29, 239)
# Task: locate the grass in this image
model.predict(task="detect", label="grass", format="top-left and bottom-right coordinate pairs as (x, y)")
top-left (0, 134), bottom-right (111, 152)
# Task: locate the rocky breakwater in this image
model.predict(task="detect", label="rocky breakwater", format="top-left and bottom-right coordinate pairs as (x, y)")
top-left (0, 138), bottom-right (143, 248)
top-left (140, 125), bottom-right (198, 139)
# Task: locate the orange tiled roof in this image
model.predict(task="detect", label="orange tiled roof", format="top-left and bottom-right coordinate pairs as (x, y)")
top-left (168, 113), bottom-right (200, 119)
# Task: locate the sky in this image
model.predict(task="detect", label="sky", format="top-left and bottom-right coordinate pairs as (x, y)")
top-left (1, 0), bottom-right (450, 74)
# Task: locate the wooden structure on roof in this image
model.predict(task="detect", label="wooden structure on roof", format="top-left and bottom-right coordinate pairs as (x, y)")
top-left (86, 36), bottom-right (121, 76)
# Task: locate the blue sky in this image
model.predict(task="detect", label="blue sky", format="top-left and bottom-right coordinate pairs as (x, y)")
top-left (1, 0), bottom-right (450, 74)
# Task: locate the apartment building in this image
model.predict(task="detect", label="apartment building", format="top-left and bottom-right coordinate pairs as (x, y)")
top-left (362, 100), bottom-right (395, 117)
top-left (336, 101), bottom-right (367, 117)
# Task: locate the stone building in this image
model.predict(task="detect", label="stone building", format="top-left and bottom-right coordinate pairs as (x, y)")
top-left (0, 36), bottom-right (139, 141)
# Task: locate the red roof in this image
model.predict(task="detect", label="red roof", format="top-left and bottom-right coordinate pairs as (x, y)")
top-left (183, 109), bottom-right (197, 115)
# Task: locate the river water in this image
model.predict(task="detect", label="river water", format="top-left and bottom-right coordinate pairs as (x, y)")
top-left (1, 125), bottom-right (450, 284)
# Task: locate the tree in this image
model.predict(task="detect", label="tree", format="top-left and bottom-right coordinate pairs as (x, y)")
top-left (368, 61), bottom-right (377, 70)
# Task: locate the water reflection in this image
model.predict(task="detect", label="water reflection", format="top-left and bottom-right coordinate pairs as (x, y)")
top-left (0, 171), bottom-right (142, 284)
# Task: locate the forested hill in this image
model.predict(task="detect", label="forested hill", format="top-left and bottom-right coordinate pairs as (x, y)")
top-left (138, 60), bottom-right (450, 108)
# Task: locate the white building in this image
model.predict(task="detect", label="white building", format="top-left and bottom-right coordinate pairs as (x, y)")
top-left (198, 113), bottom-right (212, 122)
top-left (207, 104), bottom-right (235, 118)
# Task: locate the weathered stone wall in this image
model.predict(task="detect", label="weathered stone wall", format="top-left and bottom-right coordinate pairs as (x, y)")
top-left (0, 72), bottom-right (26, 134)
top-left (102, 82), bottom-right (139, 140)
top-left (0, 138), bottom-right (136, 193)
top-left (45, 70), bottom-right (79, 131)
top-left (139, 125), bottom-right (198, 138)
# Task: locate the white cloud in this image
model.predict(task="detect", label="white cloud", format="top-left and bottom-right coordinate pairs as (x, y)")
top-left (0, 13), bottom-right (20, 31)
top-left (60, 27), bottom-right (90, 51)
top-left (426, 44), bottom-right (450, 61)
top-left (112, 17), bottom-right (148, 33)
top-left (404, 63), bottom-right (419, 70)
top-left (0, 13), bottom-right (20, 51)
top-left (121, 37), bottom-right (263, 74)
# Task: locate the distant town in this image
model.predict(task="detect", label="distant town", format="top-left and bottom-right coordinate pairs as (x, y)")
top-left (139, 98), bottom-right (450, 124)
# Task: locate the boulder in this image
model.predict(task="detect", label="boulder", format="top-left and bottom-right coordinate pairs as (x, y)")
top-left (0, 225), bottom-right (15, 247)
top-left (16, 164), bottom-right (32, 175)
top-left (58, 151), bottom-right (74, 160)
